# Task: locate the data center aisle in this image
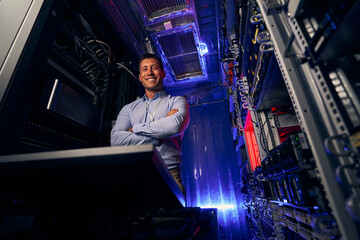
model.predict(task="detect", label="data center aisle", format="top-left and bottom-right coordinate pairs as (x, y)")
top-left (182, 100), bottom-right (249, 240)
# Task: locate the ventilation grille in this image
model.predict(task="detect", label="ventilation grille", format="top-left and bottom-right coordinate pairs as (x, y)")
top-left (46, 80), bottom-right (101, 132)
top-left (139, 0), bottom-right (187, 20)
top-left (156, 28), bottom-right (204, 80)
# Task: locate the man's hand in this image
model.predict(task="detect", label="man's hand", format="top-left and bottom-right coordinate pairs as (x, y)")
top-left (166, 108), bottom-right (179, 117)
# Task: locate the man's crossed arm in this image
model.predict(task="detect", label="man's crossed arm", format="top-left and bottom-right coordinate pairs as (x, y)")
top-left (111, 97), bottom-right (189, 146)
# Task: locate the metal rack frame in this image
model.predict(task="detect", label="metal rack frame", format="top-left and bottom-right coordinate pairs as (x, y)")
top-left (255, 0), bottom-right (360, 239)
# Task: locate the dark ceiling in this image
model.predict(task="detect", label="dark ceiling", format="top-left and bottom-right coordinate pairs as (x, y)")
top-left (69, 0), bottom-right (226, 102)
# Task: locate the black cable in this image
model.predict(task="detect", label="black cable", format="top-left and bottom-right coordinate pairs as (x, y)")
top-left (258, 117), bottom-right (270, 155)
top-left (221, 61), bottom-right (233, 87)
top-left (258, 110), bottom-right (282, 155)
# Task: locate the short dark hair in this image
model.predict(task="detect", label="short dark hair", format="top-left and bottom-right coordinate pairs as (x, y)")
top-left (138, 53), bottom-right (164, 72)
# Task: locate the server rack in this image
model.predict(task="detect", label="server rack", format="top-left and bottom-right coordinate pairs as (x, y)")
top-left (0, 0), bottom-right (141, 154)
top-left (232, 0), bottom-right (360, 239)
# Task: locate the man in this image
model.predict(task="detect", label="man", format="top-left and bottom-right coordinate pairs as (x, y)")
top-left (110, 53), bottom-right (190, 195)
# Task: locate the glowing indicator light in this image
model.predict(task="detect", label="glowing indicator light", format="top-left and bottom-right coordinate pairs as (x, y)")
top-left (199, 43), bottom-right (208, 56)
top-left (244, 111), bottom-right (261, 172)
top-left (331, 22), bottom-right (336, 30)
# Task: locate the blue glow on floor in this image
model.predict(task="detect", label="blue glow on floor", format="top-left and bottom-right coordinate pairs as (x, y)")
top-left (201, 204), bottom-right (234, 210)
top-left (182, 100), bottom-right (249, 239)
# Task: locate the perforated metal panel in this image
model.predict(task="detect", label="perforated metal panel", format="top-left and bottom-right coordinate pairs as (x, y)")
top-left (47, 80), bottom-right (102, 132)
top-left (155, 27), bottom-right (205, 80)
top-left (138, 0), bottom-right (187, 20)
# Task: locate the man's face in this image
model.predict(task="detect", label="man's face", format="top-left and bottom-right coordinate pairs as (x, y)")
top-left (139, 58), bottom-right (165, 92)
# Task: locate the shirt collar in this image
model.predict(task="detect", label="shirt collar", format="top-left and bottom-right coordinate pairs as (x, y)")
top-left (142, 90), bottom-right (167, 101)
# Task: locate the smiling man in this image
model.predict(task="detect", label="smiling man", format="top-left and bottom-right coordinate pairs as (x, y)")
top-left (110, 53), bottom-right (190, 195)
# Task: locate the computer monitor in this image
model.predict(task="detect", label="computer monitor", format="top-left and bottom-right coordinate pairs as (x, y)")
top-left (0, 144), bottom-right (185, 233)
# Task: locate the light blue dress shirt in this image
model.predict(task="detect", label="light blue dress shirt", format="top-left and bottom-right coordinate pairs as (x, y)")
top-left (111, 91), bottom-right (190, 169)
